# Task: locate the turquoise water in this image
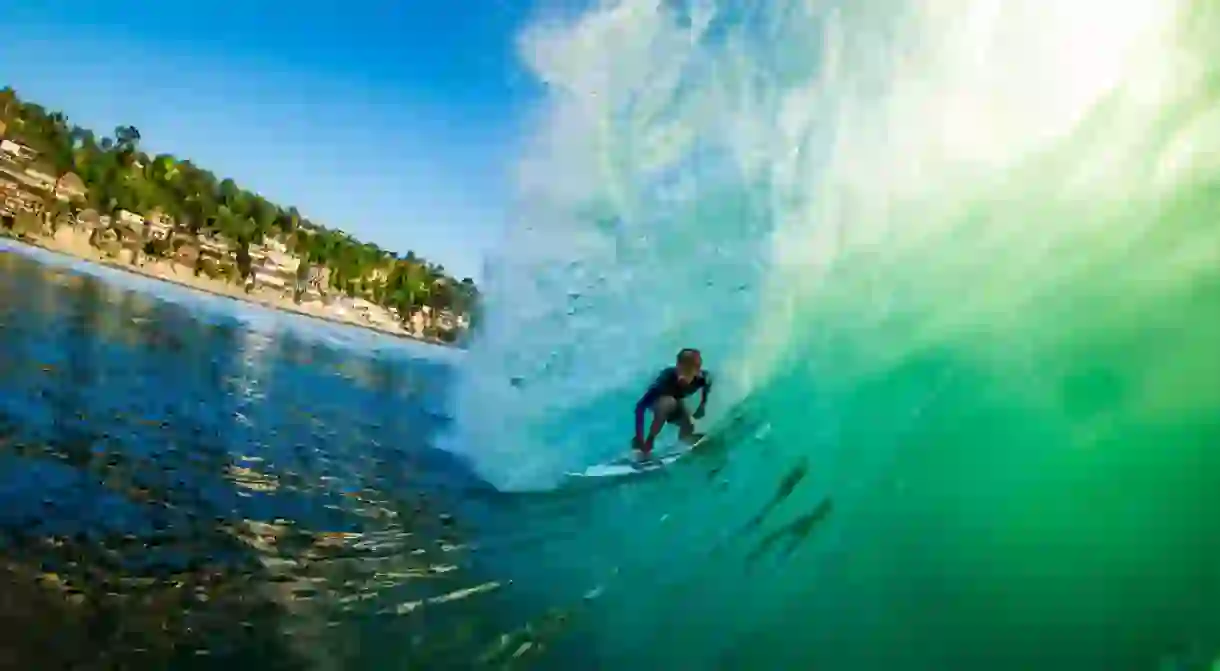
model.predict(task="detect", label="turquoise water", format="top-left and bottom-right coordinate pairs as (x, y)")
top-left (4, 0), bottom-right (1220, 668)
top-left (447, 0), bottom-right (1220, 668)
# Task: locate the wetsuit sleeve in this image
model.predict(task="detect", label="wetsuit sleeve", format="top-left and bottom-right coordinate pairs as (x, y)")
top-left (698, 371), bottom-right (713, 405)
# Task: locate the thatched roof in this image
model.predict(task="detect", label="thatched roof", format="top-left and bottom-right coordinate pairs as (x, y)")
top-left (76, 208), bottom-right (100, 224)
top-left (55, 172), bottom-right (85, 196)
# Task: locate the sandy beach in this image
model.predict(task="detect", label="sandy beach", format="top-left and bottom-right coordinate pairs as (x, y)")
top-left (3, 226), bottom-right (451, 347)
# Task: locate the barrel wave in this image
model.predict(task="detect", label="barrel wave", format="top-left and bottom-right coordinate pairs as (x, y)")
top-left (442, 0), bottom-right (1220, 668)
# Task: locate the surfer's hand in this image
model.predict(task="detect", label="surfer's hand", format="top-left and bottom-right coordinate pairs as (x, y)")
top-left (693, 406), bottom-right (705, 420)
top-left (633, 437), bottom-right (653, 456)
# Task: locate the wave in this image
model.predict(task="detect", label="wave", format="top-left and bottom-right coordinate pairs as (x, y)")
top-left (436, 0), bottom-right (1220, 667)
top-left (449, 0), bottom-right (1216, 489)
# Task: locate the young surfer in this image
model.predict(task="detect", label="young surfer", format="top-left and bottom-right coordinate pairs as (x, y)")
top-left (632, 348), bottom-right (712, 457)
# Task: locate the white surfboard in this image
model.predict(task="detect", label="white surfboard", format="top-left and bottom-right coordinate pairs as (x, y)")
top-left (567, 435), bottom-right (707, 479)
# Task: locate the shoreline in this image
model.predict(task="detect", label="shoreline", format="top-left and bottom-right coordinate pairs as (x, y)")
top-left (0, 231), bottom-right (453, 348)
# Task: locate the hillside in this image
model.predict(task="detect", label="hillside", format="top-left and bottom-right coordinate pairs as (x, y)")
top-left (0, 85), bottom-right (480, 341)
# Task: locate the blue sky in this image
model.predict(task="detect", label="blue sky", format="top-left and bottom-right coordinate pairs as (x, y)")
top-left (0, 2), bottom-right (547, 280)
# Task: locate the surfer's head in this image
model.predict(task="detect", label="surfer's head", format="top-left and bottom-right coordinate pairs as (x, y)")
top-left (676, 348), bottom-right (702, 380)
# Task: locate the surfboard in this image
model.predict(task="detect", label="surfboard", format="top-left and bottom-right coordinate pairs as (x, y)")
top-left (567, 435), bottom-right (707, 479)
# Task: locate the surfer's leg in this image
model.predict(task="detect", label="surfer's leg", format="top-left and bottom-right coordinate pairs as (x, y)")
top-left (673, 403), bottom-right (698, 442)
top-left (644, 396), bottom-right (678, 453)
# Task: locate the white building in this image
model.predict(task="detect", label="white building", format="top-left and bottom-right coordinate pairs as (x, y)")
top-left (0, 139), bottom-right (36, 162)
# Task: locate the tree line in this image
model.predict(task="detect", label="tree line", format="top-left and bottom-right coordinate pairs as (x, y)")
top-left (0, 86), bottom-right (479, 338)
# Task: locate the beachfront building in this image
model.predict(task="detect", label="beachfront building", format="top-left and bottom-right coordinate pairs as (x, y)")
top-left (198, 235), bottom-right (232, 276)
top-left (116, 209), bottom-right (144, 229)
top-left (27, 166), bottom-right (54, 188)
top-left (88, 224), bottom-right (122, 257)
top-left (296, 264), bottom-right (332, 303)
top-left (171, 233), bottom-right (234, 278)
top-left (198, 234), bottom-right (231, 258)
top-left (0, 139), bottom-right (36, 163)
top-left (0, 162), bottom-right (23, 187)
top-left (22, 168), bottom-right (55, 193)
top-left (0, 180), bottom-right (44, 219)
top-left (248, 239), bottom-right (300, 295)
top-left (0, 160), bottom-right (52, 195)
top-left (105, 211), bottom-right (149, 265)
top-left (141, 209), bottom-right (173, 241)
top-left (256, 270), bottom-right (290, 293)
top-left (0, 149), bottom-right (83, 211)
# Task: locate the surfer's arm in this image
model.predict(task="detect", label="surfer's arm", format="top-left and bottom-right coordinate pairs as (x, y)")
top-left (634, 372), bottom-right (668, 440)
top-left (634, 390), bottom-right (658, 440)
top-left (694, 373), bottom-right (712, 417)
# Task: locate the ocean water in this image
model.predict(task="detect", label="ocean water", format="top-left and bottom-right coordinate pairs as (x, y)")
top-left (449, 0), bottom-right (1220, 668)
top-left (0, 242), bottom-right (515, 669)
top-left (4, 0), bottom-right (1220, 668)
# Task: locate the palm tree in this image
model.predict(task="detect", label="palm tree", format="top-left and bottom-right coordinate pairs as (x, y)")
top-left (113, 125), bottom-right (141, 154)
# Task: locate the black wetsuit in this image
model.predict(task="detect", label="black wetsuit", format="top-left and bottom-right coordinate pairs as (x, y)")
top-left (636, 367), bottom-right (712, 425)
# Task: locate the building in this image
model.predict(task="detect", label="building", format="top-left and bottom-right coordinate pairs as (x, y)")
top-left (198, 234), bottom-right (231, 257)
top-left (259, 237), bottom-right (300, 289)
top-left (246, 242), bottom-right (298, 294)
top-left (258, 261), bottom-right (298, 293)
top-left (0, 180), bottom-right (43, 218)
top-left (298, 265), bottom-right (331, 300)
top-left (142, 210), bottom-right (173, 240)
top-left (0, 139), bottom-right (36, 162)
top-left (0, 161), bottom-right (51, 195)
top-left (115, 209), bottom-right (145, 236)
top-left (24, 168), bottom-right (55, 191)
top-left (253, 238), bottom-right (299, 274)
top-left (256, 269), bottom-right (291, 292)
top-left (262, 236), bottom-right (288, 255)
top-left (176, 234), bottom-right (232, 275)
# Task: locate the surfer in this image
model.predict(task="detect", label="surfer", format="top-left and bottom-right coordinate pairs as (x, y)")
top-left (632, 348), bottom-right (712, 458)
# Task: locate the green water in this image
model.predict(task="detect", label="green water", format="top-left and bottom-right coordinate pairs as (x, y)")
top-left (450, 0), bottom-right (1220, 668)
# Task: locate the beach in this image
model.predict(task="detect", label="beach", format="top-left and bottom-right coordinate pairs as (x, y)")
top-left (1, 226), bottom-right (451, 347)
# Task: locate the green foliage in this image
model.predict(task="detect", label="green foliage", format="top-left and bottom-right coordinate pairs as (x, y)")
top-left (1, 87), bottom-right (481, 327)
